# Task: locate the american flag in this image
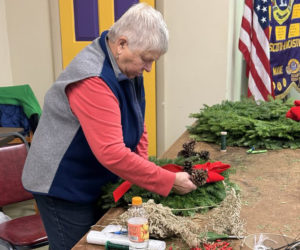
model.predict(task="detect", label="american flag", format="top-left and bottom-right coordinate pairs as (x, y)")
top-left (239, 0), bottom-right (274, 101)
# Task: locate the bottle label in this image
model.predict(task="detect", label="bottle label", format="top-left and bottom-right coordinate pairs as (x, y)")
top-left (128, 222), bottom-right (149, 243)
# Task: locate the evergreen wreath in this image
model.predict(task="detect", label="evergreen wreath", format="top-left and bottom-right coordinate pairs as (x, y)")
top-left (100, 150), bottom-right (238, 216)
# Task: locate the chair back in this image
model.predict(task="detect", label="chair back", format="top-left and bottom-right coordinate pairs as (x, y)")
top-left (0, 143), bottom-right (33, 206)
top-left (0, 84), bottom-right (42, 133)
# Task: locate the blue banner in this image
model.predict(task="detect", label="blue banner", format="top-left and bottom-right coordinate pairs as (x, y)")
top-left (270, 0), bottom-right (300, 98)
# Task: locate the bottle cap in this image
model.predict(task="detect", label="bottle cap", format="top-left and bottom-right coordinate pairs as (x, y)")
top-left (132, 196), bottom-right (142, 205)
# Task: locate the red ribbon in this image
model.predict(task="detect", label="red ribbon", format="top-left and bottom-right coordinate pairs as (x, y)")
top-left (113, 161), bottom-right (230, 202)
top-left (286, 100), bottom-right (300, 121)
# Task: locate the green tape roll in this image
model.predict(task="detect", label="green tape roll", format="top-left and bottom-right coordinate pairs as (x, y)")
top-left (105, 241), bottom-right (129, 250)
top-left (220, 131), bottom-right (227, 152)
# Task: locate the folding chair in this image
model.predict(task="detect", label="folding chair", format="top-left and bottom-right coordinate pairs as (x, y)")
top-left (0, 133), bottom-right (48, 249)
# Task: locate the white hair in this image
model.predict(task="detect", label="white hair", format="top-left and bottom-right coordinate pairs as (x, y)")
top-left (107, 3), bottom-right (169, 53)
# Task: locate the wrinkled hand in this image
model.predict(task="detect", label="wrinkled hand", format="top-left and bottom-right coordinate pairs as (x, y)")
top-left (172, 172), bottom-right (197, 195)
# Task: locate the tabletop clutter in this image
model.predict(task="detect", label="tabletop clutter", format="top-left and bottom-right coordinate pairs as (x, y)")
top-left (87, 196), bottom-right (166, 250)
top-left (85, 140), bottom-right (242, 249)
top-left (83, 132), bottom-right (300, 249)
top-left (85, 193), bottom-right (242, 250)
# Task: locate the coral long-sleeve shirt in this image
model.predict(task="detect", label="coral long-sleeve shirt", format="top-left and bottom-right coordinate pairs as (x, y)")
top-left (66, 77), bottom-right (176, 196)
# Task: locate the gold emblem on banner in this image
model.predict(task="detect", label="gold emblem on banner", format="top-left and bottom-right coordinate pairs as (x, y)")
top-left (286, 58), bottom-right (300, 74)
top-left (286, 58), bottom-right (300, 84)
top-left (282, 77), bottom-right (287, 87)
top-left (272, 0), bottom-right (294, 25)
top-left (277, 81), bottom-right (283, 91)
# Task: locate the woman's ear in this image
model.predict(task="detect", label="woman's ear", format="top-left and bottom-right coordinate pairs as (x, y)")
top-left (117, 36), bottom-right (128, 54)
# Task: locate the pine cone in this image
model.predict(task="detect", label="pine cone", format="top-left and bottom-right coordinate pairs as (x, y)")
top-left (177, 140), bottom-right (210, 162)
top-left (183, 140), bottom-right (196, 152)
top-left (183, 161), bottom-right (193, 175)
top-left (177, 149), bottom-right (190, 158)
top-left (177, 141), bottom-right (196, 158)
top-left (190, 169), bottom-right (208, 186)
top-left (196, 150), bottom-right (210, 161)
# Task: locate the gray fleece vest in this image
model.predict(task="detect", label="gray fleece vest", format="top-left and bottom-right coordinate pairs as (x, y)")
top-left (22, 31), bottom-right (145, 203)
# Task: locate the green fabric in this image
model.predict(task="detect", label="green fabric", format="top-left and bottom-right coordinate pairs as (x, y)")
top-left (0, 84), bottom-right (42, 118)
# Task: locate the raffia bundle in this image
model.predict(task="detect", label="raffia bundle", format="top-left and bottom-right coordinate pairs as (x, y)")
top-left (116, 188), bottom-right (245, 248)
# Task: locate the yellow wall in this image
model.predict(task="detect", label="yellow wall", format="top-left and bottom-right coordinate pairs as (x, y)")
top-left (58, 0), bottom-right (157, 156)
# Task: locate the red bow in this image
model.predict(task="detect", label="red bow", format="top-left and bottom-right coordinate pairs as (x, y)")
top-left (286, 100), bottom-right (300, 121)
top-left (113, 162), bottom-right (230, 203)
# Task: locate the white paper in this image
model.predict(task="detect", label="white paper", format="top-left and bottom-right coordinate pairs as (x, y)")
top-left (86, 230), bottom-right (130, 246)
top-left (100, 224), bottom-right (124, 233)
top-left (86, 225), bottom-right (166, 250)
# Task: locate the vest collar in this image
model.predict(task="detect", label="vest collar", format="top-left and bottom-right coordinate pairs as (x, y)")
top-left (100, 31), bottom-right (129, 82)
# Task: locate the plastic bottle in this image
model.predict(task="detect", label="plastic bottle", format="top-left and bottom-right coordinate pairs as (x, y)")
top-left (127, 196), bottom-right (149, 249)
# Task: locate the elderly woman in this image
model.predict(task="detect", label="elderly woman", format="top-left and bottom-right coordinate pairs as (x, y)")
top-left (22, 3), bottom-right (196, 249)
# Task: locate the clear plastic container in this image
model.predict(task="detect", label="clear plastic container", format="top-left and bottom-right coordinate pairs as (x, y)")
top-left (127, 196), bottom-right (149, 249)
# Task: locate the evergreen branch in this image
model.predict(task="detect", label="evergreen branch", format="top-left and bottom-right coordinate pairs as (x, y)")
top-left (188, 98), bottom-right (299, 150)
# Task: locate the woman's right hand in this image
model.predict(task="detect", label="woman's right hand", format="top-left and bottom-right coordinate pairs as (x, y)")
top-left (172, 172), bottom-right (197, 195)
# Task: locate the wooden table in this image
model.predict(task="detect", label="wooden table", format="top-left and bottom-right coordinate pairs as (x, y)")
top-left (72, 207), bottom-right (187, 250)
top-left (72, 130), bottom-right (243, 249)
top-left (0, 127), bottom-right (24, 146)
top-left (72, 131), bottom-right (192, 250)
top-left (72, 208), bottom-right (125, 250)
